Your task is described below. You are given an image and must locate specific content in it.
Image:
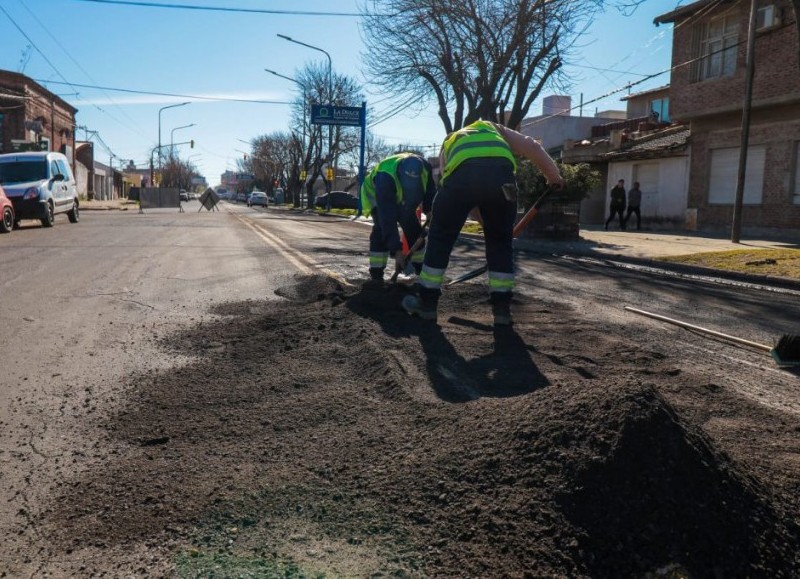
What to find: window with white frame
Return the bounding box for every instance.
[708,146,765,205]
[695,13,739,81]
[793,142,800,205]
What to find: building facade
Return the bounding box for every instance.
[656,0,800,233]
[0,70,77,163]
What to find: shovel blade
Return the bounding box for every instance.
[447,264,488,286]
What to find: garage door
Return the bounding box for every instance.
[634,163,660,217]
[709,146,765,205]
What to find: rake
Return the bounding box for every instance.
[624,306,800,367]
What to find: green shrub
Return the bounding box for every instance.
[516,160,601,209]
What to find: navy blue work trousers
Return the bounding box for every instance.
[424,159,516,274]
[369,200,424,256]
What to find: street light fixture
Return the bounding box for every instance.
[265,68,308,199]
[277,34,333,207]
[170,123,196,156]
[158,102,190,168]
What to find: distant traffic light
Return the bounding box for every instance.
[190,139,194,148]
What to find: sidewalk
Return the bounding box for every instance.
[80,198,137,211]
[519,225,798,260]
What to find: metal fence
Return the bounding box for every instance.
[138,188,180,209]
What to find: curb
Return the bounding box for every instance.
[512,238,800,292]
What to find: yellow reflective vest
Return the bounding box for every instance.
[440,120,516,183]
[360,152,429,217]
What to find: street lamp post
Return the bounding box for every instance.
[265,68,308,207]
[158,102,190,169]
[277,34,333,209]
[170,123,196,157]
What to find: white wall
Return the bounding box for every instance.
[607,154,690,223]
[74,161,89,197]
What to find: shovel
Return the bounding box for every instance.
[447,185,556,286]
[390,218,429,284]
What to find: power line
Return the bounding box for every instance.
[33,79,292,105]
[66,0,366,16]
[523,17,796,131]
[16,0,147,138]
[0,5,75,92]
[0,3,147,136]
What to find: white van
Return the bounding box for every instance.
[0,151,79,228]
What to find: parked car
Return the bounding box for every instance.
[0,184,14,233]
[179,190,189,202]
[236,192,248,203]
[0,151,79,228]
[315,190,359,210]
[248,191,268,207]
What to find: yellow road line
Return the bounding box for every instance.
[232,211,353,287]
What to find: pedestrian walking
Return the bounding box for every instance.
[360,152,436,283]
[624,181,642,230]
[605,179,626,230]
[401,120,564,325]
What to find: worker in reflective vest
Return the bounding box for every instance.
[360,152,436,282]
[402,120,564,325]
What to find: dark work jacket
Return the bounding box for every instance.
[609,185,626,210]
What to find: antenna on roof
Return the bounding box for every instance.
[17,45,32,74]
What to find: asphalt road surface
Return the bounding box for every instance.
[1,201,798,575]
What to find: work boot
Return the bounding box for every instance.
[492,302,512,326]
[365,267,385,288]
[490,292,513,326]
[401,295,438,321]
[402,286,439,321]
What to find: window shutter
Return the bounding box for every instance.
[709,147,765,205]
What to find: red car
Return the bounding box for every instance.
[0,184,13,233]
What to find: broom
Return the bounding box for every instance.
[624,306,800,367]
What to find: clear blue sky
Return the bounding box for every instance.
[0,0,679,186]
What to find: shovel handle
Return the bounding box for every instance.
[511,186,555,236]
[624,307,771,352]
[390,216,429,283]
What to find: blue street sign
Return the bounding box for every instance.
[311,104,363,127]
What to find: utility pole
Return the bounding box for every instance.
[732,0,758,243]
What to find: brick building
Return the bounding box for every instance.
[655,0,800,233]
[0,70,77,163]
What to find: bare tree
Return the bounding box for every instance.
[262,63,367,207]
[363,0,598,131]
[160,153,198,190]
